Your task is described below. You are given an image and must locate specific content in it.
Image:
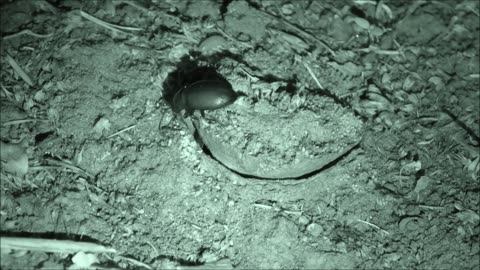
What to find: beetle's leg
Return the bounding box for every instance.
[190,117,205,149]
[183,117,195,134]
[158,109,182,131]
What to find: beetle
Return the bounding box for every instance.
[172,79,238,116]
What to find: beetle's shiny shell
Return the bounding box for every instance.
[173,80,237,114]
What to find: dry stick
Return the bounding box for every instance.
[418,205,444,210]
[116,255,153,270]
[107,125,136,138]
[45,158,95,179]
[214,24,253,49]
[146,241,159,257]
[302,62,324,90]
[238,67,255,79]
[5,53,34,86]
[0,83,14,99]
[2,29,54,40]
[261,6,335,57]
[28,165,63,171]
[2,119,49,126]
[303,60,343,99]
[1,237,116,253]
[79,10,143,34]
[253,203,303,216]
[356,219,389,235]
[353,46,402,55]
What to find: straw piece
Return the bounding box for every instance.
[5,53,34,86]
[80,10,142,32]
[1,237,117,253]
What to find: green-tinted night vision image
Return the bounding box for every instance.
[0,0,478,269]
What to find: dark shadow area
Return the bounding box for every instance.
[0,231,104,244]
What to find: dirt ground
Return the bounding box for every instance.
[0,0,479,269]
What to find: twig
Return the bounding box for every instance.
[1,119,49,126]
[418,205,444,210]
[0,83,14,99]
[356,219,389,235]
[214,24,253,49]
[79,10,142,34]
[116,255,153,270]
[253,203,274,210]
[353,46,402,55]
[253,203,302,216]
[107,125,136,138]
[2,29,54,40]
[28,165,63,171]
[146,241,159,257]
[45,158,95,179]
[303,62,324,90]
[1,237,116,253]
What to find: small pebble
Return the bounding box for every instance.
[306,223,323,237]
[198,35,228,55]
[298,216,310,225]
[281,3,295,15]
